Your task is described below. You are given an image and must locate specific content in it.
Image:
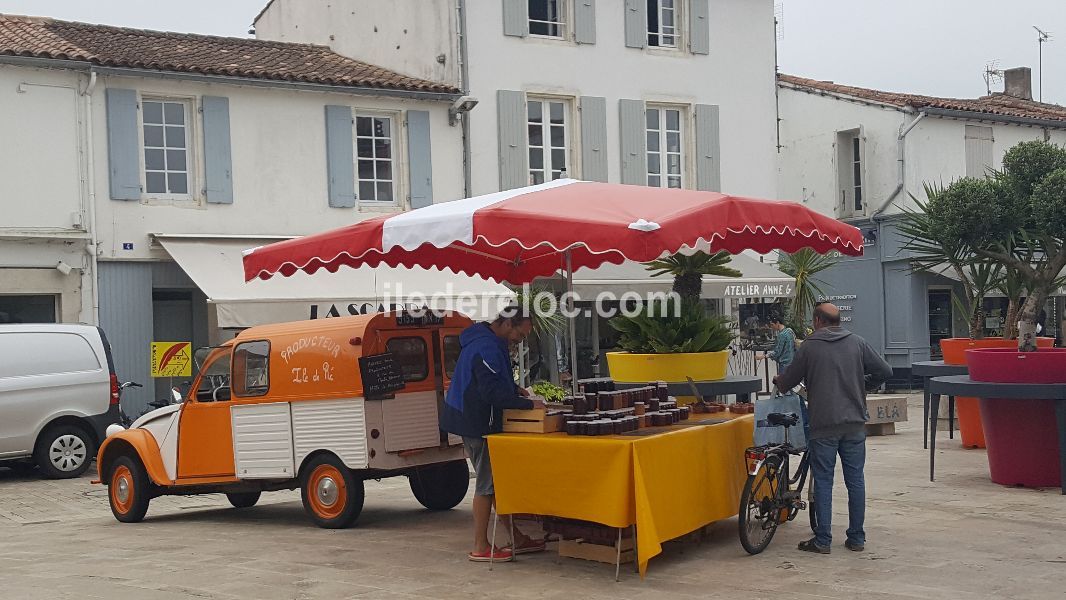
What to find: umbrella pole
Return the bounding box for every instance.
[566,250,580,396]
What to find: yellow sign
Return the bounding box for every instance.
[151,342,192,378]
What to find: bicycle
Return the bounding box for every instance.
[738,410,816,555]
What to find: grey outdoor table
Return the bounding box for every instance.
[912,361,968,449]
[927,375,1066,495]
[616,375,762,403]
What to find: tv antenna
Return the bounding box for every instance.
[983,61,1004,96]
[1034,26,1051,102]
[774,2,784,41]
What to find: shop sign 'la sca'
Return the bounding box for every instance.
[723,283,794,297]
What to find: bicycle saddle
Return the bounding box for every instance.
[766,412,799,427]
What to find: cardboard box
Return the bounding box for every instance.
[502,408,564,433]
[558,538,635,564]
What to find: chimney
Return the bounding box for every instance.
[1003,67,1033,100]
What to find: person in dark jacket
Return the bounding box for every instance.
[440,311,545,562]
[774,303,892,555]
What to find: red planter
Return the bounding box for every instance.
[966,347,1065,488]
[940,338,1054,448]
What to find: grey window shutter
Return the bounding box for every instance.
[579,96,608,182]
[618,99,647,185]
[324,105,355,208]
[689,0,710,55]
[574,0,597,44]
[502,0,528,37]
[202,96,234,204]
[497,90,528,190]
[105,88,141,200]
[694,104,721,191]
[624,0,646,49]
[406,110,434,209]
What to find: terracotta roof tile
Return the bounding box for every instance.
[0,14,459,95]
[779,73,1066,123]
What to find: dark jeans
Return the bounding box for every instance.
[808,430,866,548]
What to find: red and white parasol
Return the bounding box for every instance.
[243,179,863,285]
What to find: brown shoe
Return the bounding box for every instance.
[845,540,865,552]
[798,539,830,554]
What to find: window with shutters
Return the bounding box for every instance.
[529,0,567,38]
[646,105,685,188]
[527,97,572,184]
[354,113,398,204]
[965,125,994,178]
[836,129,864,217]
[647,0,681,48]
[140,98,193,199]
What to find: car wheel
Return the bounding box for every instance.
[227,491,262,508]
[300,454,364,529]
[408,460,470,510]
[108,455,151,523]
[35,424,95,479]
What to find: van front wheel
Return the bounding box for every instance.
[301,455,364,528]
[408,460,470,510]
[35,424,94,479]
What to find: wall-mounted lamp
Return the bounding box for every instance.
[56,261,73,276]
[448,95,479,126]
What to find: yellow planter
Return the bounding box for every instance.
[605,350,729,384]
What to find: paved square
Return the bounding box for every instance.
[1,395,1062,599]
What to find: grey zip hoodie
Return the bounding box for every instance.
[775,327,893,440]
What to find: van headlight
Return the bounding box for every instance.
[105,424,126,438]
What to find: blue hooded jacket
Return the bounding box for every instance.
[440,322,533,438]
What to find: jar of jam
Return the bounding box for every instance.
[566,421,579,435]
[573,395,588,415]
[597,391,611,412]
[649,398,660,411]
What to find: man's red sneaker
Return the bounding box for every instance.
[468,547,514,562]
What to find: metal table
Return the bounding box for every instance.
[911,361,968,449]
[928,375,1066,495]
[616,376,762,403]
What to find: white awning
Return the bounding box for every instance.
[541,253,795,299]
[155,236,515,328]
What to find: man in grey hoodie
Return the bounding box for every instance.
[774,303,892,554]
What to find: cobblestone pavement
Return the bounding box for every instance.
[1,394,1063,599]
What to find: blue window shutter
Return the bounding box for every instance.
[579,96,608,182]
[502,0,528,37]
[497,90,528,190]
[105,88,141,200]
[202,96,234,204]
[618,99,647,185]
[690,0,710,55]
[624,0,646,49]
[406,110,433,209]
[695,104,721,191]
[574,0,597,44]
[324,105,355,208]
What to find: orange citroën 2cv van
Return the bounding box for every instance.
[96,311,474,528]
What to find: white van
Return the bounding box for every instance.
[0,324,122,478]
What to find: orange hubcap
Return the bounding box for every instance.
[111,465,134,514]
[307,464,347,519]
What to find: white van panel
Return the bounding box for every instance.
[231,402,296,479]
[291,398,369,470]
[382,391,441,453]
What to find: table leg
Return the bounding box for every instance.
[929,393,940,482]
[489,510,499,570]
[948,396,955,440]
[923,381,930,450]
[1056,400,1066,496]
[615,527,622,582]
[632,525,640,574]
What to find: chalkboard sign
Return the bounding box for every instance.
[359,352,406,398]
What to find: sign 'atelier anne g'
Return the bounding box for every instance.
[723,283,794,297]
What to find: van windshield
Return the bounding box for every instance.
[194,347,232,402]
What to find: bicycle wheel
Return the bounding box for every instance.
[738,454,785,555]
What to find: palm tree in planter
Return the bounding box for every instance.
[605,251,739,385]
[776,248,837,335]
[922,140,1066,487]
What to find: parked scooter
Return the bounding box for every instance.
[115,381,182,428]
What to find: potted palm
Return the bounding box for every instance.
[922,140,1066,487]
[776,248,837,339]
[605,251,739,383]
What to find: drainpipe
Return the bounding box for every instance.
[457,0,472,198]
[870,110,927,222]
[81,69,101,324]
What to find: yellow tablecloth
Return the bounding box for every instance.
[487,414,754,576]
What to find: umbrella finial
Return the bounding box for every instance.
[628,219,661,232]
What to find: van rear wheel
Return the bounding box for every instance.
[35,424,94,479]
[109,455,151,523]
[301,455,364,528]
[409,460,470,510]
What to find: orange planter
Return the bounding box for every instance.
[939,337,1054,448]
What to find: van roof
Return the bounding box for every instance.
[231,311,472,344]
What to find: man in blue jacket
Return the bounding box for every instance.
[440,310,545,562]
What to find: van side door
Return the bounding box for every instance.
[176,346,237,480]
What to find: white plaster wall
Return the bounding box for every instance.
[254,0,460,87]
[464,0,778,197]
[88,74,464,261]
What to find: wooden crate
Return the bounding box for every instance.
[502,408,564,433]
[558,537,635,564]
